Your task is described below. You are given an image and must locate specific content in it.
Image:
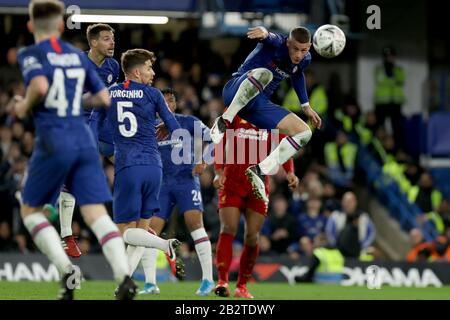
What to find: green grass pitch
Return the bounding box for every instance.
[1,281,450,300]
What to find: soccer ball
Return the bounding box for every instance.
[312,24,346,58]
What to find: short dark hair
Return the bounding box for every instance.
[29,0,65,21]
[121,49,156,74]
[161,88,178,101]
[289,27,311,43]
[86,24,115,43]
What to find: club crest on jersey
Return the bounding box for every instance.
[292,66,298,73]
[22,56,43,74]
[107,74,113,84]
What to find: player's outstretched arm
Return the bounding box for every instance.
[13,76,48,118]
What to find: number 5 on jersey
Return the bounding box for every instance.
[118,101,137,137]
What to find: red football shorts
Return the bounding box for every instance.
[218,170,269,216]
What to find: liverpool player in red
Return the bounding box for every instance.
[213,116,299,298]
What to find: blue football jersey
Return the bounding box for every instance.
[234,32,311,104]
[83,54,120,119]
[158,114,210,183]
[17,37,105,149]
[107,80,180,173]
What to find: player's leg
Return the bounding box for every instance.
[242,101,311,201]
[122,221,185,280]
[69,150,136,300]
[120,165,184,279]
[22,205,76,296]
[58,189,80,258]
[210,69,273,144]
[21,153,77,300]
[184,210,215,295]
[234,208,265,299]
[215,206,241,297]
[175,179,214,295]
[139,186,172,295]
[139,216,166,295]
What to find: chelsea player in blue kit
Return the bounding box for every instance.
[13,0,135,300]
[139,88,214,296]
[210,26,322,202]
[58,23,119,257]
[106,49,185,281]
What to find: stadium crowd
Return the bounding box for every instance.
[0,22,449,264]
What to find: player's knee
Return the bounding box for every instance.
[291,128,312,147]
[20,205,39,218]
[251,68,273,87]
[244,232,259,247]
[221,224,237,236]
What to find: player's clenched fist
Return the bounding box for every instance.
[286,171,299,191]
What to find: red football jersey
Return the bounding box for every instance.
[214,116,294,180]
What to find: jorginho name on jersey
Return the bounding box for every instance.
[106,80,180,173]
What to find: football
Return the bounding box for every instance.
[312,24,346,58]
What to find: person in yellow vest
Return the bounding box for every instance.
[294,233,344,283]
[283,69,328,118]
[408,172,444,236]
[374,46,406,149]
[324,131,358,189]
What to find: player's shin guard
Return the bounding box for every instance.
[258,129,312,175]
[91,215,129,282]
[237,244,259,288]
[123,228,169,251]
[59,191,76,238]
[222,68,273,123]
[191,228,213,282]
[215,232,235,283]
[23,213,72,275]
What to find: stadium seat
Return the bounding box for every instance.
[427,111,450,156]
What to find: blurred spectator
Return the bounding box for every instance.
[1,125,13,158]
[0,221,17,251]
[325,192,376,258]
[408,172,442,214]
[297,197,327,241]
[323,131,358,190]
[283,69,328,117]
[21,131,34,157]
[322,182,340,215]
[406,228,439,262]
[295,233,344,283]
[0,47,22,91]
[267,194,297,254]
[11,122,24,142]
[258,235,277,256]
[374,46,405,149]
[334,95,362,136]
[408,172,444,237]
